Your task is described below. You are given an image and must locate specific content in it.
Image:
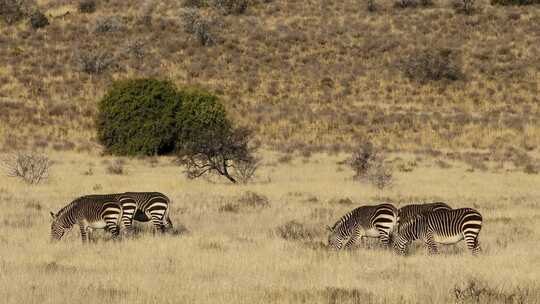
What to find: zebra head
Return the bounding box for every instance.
[327,225,345,250]
[50,211,65,241]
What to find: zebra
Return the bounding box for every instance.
[398,202,451,223]
[392,208,482,255]
[114,192,173,234]
[327,203,399,249]
[50,194,122,242]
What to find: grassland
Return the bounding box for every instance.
[1,0,540,154]
[1,151,539,303]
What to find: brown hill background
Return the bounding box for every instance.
[1,0,539,154]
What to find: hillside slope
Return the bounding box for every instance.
[1,0,539,153]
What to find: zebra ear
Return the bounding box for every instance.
[50,211,56,219]
[326,225,333,232]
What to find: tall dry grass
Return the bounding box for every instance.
[1,151,539,303]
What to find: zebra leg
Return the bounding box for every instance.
[121,205,137,235]
[104,219,120,240]
[465,234,481,255]
[147,211,167,234]
[79,223,88,243]
[423,231,438,255]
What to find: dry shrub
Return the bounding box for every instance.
[94,16,125,34]
[218,202,240,213]
[524,163,539,174]
[350,141,393,189]
[232,157,260,184]
[74,50,116,74]
[213,0,249,15]
[325,287,375,304]
[78,0,96,14]
[366,156,393,190]
[106,159,125,175]
[350,141,378,179]
[1,152,51,184]
[0,0,34,25]
[237,191,270,208]
[398,48,464,84]
[453,279,535,303]
[276,220,315,241]
[328,197,354,206]
[180,8,216,46]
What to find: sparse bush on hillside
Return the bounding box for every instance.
[398,48,464,83]
[183,0,209,7]
[181,8,216,46]
[366,155,394,190]
[491,0,539,4]
[96,79,183,156]
[94,16,125,33]
[213,0,249,15]
[1,152,50,184]
[350,141,378,179]
[0,0,28,24]
[28,10,48,29]
[74,50,116,74]
[78,0,96,14]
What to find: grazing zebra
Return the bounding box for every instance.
[398,202,451,223]
[50,195,122,242]
[114,192,173,233]
[327,203,399,249]
[392,208,482,255]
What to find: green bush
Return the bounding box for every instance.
[175,87,230,144]
[96,79,183,156]
[29,10,48,29]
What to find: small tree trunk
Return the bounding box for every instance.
[222,159,237,183]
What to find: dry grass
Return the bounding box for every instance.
[0,0,539,154]
[1,150,539,303]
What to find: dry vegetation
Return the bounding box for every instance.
[0,0,539,155]
[1,151,539,303]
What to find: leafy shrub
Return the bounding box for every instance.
[29,10,47,29]
[398,48,464,83]
[366,156,393,190]
[78,0,96,13]
[491,0,539,4]
[96,79,183,156]
[175,88,257,183]
[1,152,51,184]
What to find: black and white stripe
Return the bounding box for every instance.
[50,195,122,242]
[392,208,482,255]
[398,202,451,223]
[327,203,398,249]
[115,192,173,233]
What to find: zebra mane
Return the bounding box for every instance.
[54,197,82,219]
[330,208,356,231]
